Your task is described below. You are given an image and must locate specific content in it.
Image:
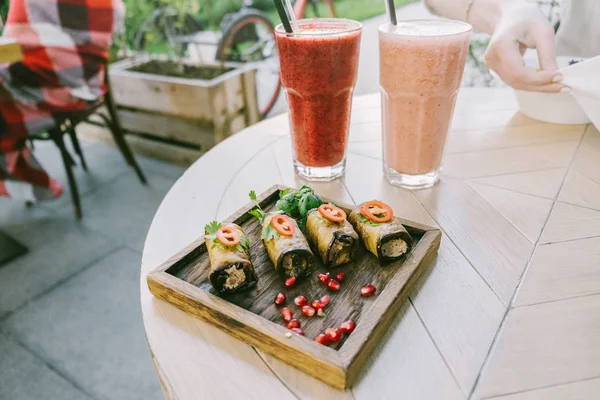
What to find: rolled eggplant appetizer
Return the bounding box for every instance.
[348,200,413,263]
[204,221,257,294]
[262,212,315,278]
[306,204,359,267]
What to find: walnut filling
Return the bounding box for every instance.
[381,239,408,258]
[223,266,246,289]
[330,240,353,266]
[281,253,308,276]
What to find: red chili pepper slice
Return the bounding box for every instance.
[216,226,241,246]
[318,204,346,223]
[360,201,393,223]
[271,214,296,236]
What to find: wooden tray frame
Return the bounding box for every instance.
[147,185,441,389]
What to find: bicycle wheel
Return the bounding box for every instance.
[216,10,281,119]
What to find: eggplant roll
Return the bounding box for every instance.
[263,213,315,278]
[305,209,359,267]
[348,206,413,262]
[206,224,257,293]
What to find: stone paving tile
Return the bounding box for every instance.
[33,140,132,212]
[135,152,187,181]
[1,248,163,400]
[0,211,116,318]
[55,172,176,253]
[0,197,50,229]
[0,332,92,400]
[76,137,187,182]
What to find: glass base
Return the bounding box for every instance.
[384,165,439,189]
[294,159,345,181]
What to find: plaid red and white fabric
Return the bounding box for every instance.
[0,0,124,200]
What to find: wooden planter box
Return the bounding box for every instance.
[107,57,259,164]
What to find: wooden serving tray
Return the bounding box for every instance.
[147,185,441,389]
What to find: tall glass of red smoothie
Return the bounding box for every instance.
[275,19,362,181]
[379,20,471,189]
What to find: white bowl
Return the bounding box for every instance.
[514,55,590,124]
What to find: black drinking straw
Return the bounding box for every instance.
[386,0,397,25]
[274,0,293,33]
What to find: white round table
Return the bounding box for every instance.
[141,89,600,399]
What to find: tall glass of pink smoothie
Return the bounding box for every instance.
[379,20,471,189]
[275,19,362,181]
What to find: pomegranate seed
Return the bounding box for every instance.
[361,284,376,297]
[311,300,324,309]
[317,308,326,317]
[281,307,292,322]
[301,305,315,317]
[319,295,330,306]
[291,327,304,336]
[315,333,330,345]
[327,279,340,291]
[286,319,301,329]
[274,292,285,305]
[336,272,345,282]
[294,295,307,307]
[325,327,342,342]
[340,320,356,334]
[318,273,331,284]
[285,276,297,287]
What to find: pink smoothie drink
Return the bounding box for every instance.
[379,20,471,189]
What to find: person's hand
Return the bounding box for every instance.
[484,2,567,93]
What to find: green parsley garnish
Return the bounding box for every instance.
[261,223,279,241]
[248,190,280,241]
[274,186,323,232]
[204,220,249,253]
[249,190,267,223]
[204,221,221,240]
[358,213,381,227]
[279,188,291,198]
[238,234,250,250]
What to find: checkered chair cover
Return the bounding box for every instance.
[0,0,124,200]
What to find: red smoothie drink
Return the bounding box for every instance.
[275,19,362,181]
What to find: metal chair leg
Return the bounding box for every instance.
[67,122,88,171]
[63,143,77,167]
[103,91,147,184]
[50,128,82,219]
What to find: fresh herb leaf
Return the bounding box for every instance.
[279,188,291,198]
[275,195,298,216]
[299,193,322,219]
[297,185,313,196]
[249,190,281,240]
[248,190,267,223]
[274,186,323,233]
[316,215,326,222]
[248,209,265,221]
[358,213,381,227]
[238,234,250,250]
[261,222,280,241]
[249,190,257,202]
[298,219,307,233]
[204,221,221,240]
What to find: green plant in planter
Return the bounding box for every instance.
[127,0,202,56]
